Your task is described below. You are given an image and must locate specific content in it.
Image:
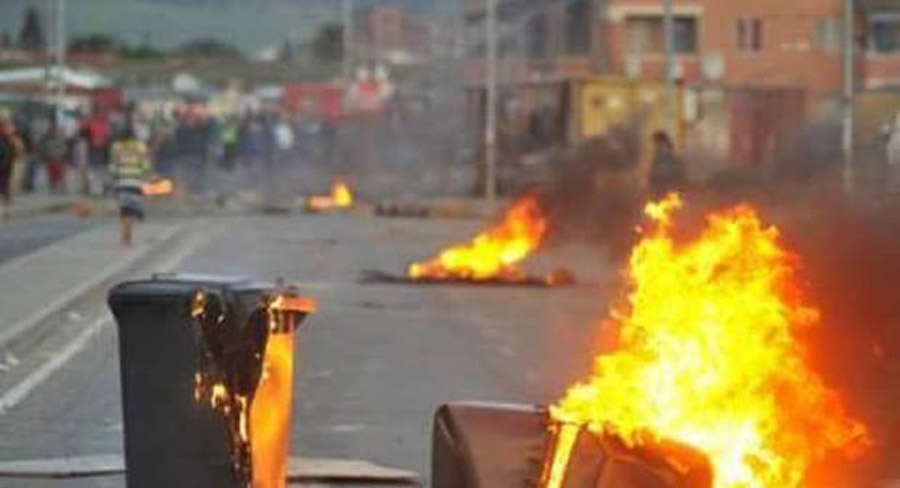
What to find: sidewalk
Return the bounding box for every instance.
[0,221,183,351]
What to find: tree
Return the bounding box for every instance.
[312,23,344,64]
[177,38,242,59]
[119,43,164,61]
[69,33,117,54]
[18,6,44,51]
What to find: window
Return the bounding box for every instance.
[566,0,591,55]
[673,18,698,54]
[626,16,660,55]
[814,17,841,53]
[625,15,698,55]
[527,13,549,59]
[871,18,900,53]
[737,17,763,53]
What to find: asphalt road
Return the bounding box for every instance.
[0,216,94,266]
[0,214,618,487]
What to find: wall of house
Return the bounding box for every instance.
[602,0,846,95]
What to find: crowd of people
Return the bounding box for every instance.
[0,103,337,214]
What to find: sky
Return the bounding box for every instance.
[0,0,440,54]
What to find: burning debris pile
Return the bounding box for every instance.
[544,193,869,487]
[142,178,175,197]
[305,177,355,212]
[362,193,571,286]
[192,288,316,487]
[407,194,548,283]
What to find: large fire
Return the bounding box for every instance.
[546,193,869,488]
[408,194,548,281]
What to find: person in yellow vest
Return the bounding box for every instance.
[110,126,151,246]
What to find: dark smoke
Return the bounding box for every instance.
[539,125,644,258]
[770,195,900,486]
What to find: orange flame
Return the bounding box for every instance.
[142,178,174,196]
[541,422,580,488]
[250,329,294,488]
[332,178,353,208]
[408,194,548,281]
[193,292,315,488]
[307,178,354,211]
[549,193,869,488]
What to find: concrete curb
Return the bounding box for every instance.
[0,223,185,353]
[4,198,79,222]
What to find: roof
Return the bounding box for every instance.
[0,67,111,90]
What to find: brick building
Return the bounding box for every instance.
[465,0,859,94]
[463,0,601,81]
[608,0,859,96]
[461,0,900,181]
[354,5,432,65]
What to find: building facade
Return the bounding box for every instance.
[604,0,852,95]
[354,5,432,65]
[465,0,858,94]
[463,0,900,178]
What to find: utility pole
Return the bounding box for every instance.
[43,0,53,108]
[55,0,66,121]
[663,0,677,136]
[342,0,354,82]
[484,0,498,203]
[842,0,855,196]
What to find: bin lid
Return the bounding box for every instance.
[109,274,274,302]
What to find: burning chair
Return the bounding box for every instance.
[432,194,871,488]
[431,402,711,488]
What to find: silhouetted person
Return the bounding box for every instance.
[648,130,686,198]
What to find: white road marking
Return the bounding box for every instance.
[309,369,334,379]
[0,224,184,352]
[327,424,367,433]
[0,223,217,414]
[0,313,112,413]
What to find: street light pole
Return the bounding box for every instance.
[842,0,855,196]
[342,0,354,82]
[663,0,676,136]
[484,0,498,203]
